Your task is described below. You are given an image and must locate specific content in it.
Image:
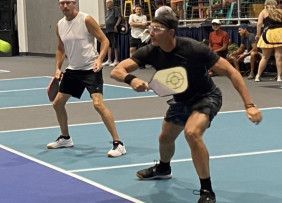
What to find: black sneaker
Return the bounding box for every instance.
[136,163,172,180]
[197,189,216,203]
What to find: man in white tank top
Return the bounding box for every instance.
[47,0,126,158]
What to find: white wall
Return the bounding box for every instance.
[16,0,105,55]
[79,0,105,25]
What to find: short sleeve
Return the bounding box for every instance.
[191,41,220,69]
[131,45,154,67]
[114,7,121,18]
[129,14,133,24]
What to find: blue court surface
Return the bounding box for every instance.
[0,109,282,203]
[0,76,282,203]
[0,76,156,109]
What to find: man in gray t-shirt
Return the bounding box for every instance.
[103,0,121,67]
[227,24,259,79]
[105,3,120,33]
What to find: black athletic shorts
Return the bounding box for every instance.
[130,37,142,48]
[106,32,119,49]
[59,69,103,99]
[164,88,222,127]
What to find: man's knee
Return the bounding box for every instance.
[92,94,104,111]
[53,99,66,111]
[184,127,203,144]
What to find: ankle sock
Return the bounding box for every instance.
[157,161,171,172]
[200,177,214,195]
[113,140,123,146]
[62,135,70,139]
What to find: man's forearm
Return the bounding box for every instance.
[98,39,109,61]
[55,50,64,70]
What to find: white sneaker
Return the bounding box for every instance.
[102,60,112,67]
[247,73,255,79]
[109,61,119,67]
[277,77,282,82]
[47,135,74,149]
[107,141,126,157]
[254,75,260,82]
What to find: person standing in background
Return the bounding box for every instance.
[102,0,122,67]
[129,5,148,57]
[255,0,282,82]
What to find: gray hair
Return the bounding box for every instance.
[264,0,277,6]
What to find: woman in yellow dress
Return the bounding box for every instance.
[255,0,282,82]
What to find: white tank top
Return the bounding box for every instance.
[58,12,98,70]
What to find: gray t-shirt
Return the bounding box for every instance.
[105,7,121,33]
[241,33,256,51]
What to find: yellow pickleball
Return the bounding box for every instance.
[0,39,12,53]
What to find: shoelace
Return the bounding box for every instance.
[193,189,215,201]
[192,190,201,196]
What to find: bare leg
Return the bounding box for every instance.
[255,48,273,81]
[159,120,183,162]
[91,93,119,141]
[184,111,210,178]
[107,48,112,62]
[227,55,240,70]
[114,48,119,63]
[274,47,282,81]
[249,51,258,77]
[53,92,71,136]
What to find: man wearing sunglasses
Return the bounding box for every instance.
[111,13,262,203]
[47,0,126,157]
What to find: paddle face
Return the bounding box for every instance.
[47,77,60,102]
[148,66,188,97]
[262,27,282,44]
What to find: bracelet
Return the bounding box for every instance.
[124,74,137,85]
[245,103,256,109]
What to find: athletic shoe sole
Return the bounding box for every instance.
[136,173,172,180]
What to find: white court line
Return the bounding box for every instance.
[0,116,164,134]
[0,76,155,108]
[0,107,280,134]
[0,76,49,81]
[68,148,282,173]
[0,87,46,93]
[0,95,158,110]
[0,144,144,203]
[0,69,10,73]
[0,75,131,89]
[0,82,150,92]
